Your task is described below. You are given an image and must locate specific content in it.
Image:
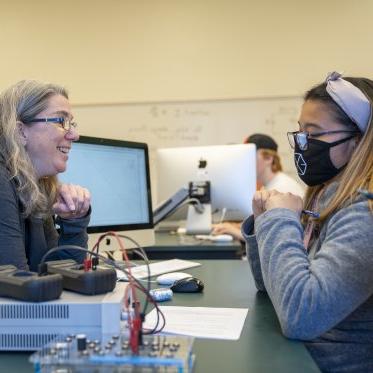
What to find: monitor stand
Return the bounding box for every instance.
[185,203,212,234]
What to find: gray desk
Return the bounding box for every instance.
[0,260,320,372]
[144,232,243,259]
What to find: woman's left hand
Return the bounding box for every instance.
[53,183,91,219]
[263,190,303,217]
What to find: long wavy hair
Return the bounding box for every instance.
[302,77,373,224]
[0,80,68,217]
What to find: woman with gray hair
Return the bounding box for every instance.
[0,80,91,271]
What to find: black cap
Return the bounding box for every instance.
[244,133,278,152]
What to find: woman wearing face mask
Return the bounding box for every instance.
[0,80,91,271]
[241,72,373,372]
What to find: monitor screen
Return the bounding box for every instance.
[156,144,256,223]
[59,136,154,249]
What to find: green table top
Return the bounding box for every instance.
[169,260,320,373]
[0,260,320,372]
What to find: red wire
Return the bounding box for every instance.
[91,231,142,353]
[92,232,140,315]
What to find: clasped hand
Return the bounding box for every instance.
[52,183,91,219]
[252,190,303,219]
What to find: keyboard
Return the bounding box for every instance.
[195,234,234,242]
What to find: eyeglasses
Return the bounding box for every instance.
[287,130,359,151]
[24,117,78,132]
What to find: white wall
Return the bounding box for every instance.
[1,0,372,105]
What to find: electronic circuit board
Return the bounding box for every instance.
[30,333,195,372]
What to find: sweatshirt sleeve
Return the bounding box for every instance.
[0,168,28,269]
[241,215,266,292]
[45,210,91,263]
[44,209,91,263]
[255,203,373,341]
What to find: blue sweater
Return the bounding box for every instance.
[242,182,373,372]
[0,160,89,272]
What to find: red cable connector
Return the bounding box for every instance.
[130,317,142,354]
[83,258,92,272]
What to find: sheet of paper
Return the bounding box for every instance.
[116,259,201,280]
[144,306,248,340]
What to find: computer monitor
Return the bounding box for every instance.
[59,136,155,251]
[156,144,256,232]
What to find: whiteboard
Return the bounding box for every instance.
[72,96,304,200]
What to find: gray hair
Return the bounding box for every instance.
[0,80,69,217]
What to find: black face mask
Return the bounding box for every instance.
[294,136,354,186]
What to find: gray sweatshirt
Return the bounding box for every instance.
[0,159,89,272]
[242,182,373,372]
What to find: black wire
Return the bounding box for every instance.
[89,233,160,331]
[39,245,164,333]
[106,251,115,261]
[130,248,166,333]
[134,283,166,335]
[110,233,151,315]
[86,232,151,314]
[131,248,151,315]
[140,289,166,334]
[89,232,158,329]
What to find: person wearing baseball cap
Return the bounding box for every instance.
[244,133,304,196]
